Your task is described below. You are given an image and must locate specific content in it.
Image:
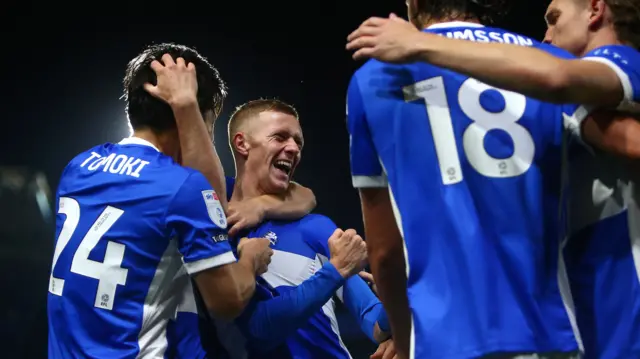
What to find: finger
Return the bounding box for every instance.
[331,228,344,239]
[347,25,382,42]
[149,60,164,73]
[359,271,374,282]
[161,53,176,67]
[187,62,196,71]
[347,36,377,51]
[389,13,399,19]
[353,47,376,61]
[227,223,241,237]
[343,228,357,239]
[362,16,388,27]
[143,83,158,96]
[370,345,385,359]
[383,346,395,359]
[176,57,186,68]
[226,211,240,225]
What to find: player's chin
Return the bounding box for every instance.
[266,176,290,194]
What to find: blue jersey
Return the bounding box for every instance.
[564,44,640,359]
[48,137,236,359]
[347,22,581,359]
[240,214,379,359]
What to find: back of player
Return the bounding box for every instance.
[48,137,234,358]
[348,23,581,358]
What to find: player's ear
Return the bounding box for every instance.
[588,0,606,28]
[233,132,250,157]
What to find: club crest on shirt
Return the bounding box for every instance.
[201,190,227,229]
[264,231,278,245]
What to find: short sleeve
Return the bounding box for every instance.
[583,45,640,111]
[166,172,236,275]
[347,74,387,188]
[299,214,339,259]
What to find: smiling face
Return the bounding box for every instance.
[240,110,303,194]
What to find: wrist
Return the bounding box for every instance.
[170,97,199,115]
[238,252,257,275]
[414,32,437,62]
[329,259,352,278]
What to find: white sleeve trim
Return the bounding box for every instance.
[352,175,388,188]
[183,251,237,275]
[582,57,633,103]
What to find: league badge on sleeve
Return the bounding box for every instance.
[201,190,227,229]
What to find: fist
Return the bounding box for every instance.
[237,237,273,275]
[328,229,367,278]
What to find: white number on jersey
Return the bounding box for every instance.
[48,197,129,310]
[403,77,534,185]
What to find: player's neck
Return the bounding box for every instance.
[230,171,265,202]
[580,27,623,56]
[419,14,481,30]
[131,128,180,161]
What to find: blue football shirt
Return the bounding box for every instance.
[47,137,236,358]
[564,44,640,359]
[347,22,582,358]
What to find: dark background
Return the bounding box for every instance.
[0,1,546,357]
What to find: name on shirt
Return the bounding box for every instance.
[80,152,149,178]
[439,30,533,47]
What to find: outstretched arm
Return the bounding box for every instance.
[346,15,625,107]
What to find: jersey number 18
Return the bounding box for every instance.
[404,77,535,185]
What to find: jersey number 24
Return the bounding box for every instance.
[404,77,535,185]
[48,197,128,311]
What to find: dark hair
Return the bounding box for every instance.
[606,0,640,49]
[413,0,509,25]
[123,43,227,132]
[227,98,299,141]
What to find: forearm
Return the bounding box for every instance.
[342,275,386,343]
[194,257,256,320]
[582,112,640,159]
[414,33,622,106]
[239,262,345,348]
[260,182,316,220]
[369,240,411,357]
[172,101,228,209]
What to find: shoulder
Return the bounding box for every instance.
[299,214,338,231]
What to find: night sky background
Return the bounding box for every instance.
[1,1,546,357]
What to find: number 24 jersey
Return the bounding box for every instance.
[48,137,235,359]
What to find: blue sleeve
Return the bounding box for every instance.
[299,214,339,258]
[583,45,640,107]
[340,275,388,343]
[235,262,346,350]
[225,176,235,201]
[165,172,236,275]
[347,74,387,188]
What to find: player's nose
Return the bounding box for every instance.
[543,28,553,44]
[283,139,300,156]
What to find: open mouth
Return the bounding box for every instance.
[273,160,292,176]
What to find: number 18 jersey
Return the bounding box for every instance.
[48,137,236,359]
[347,22,581,359]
